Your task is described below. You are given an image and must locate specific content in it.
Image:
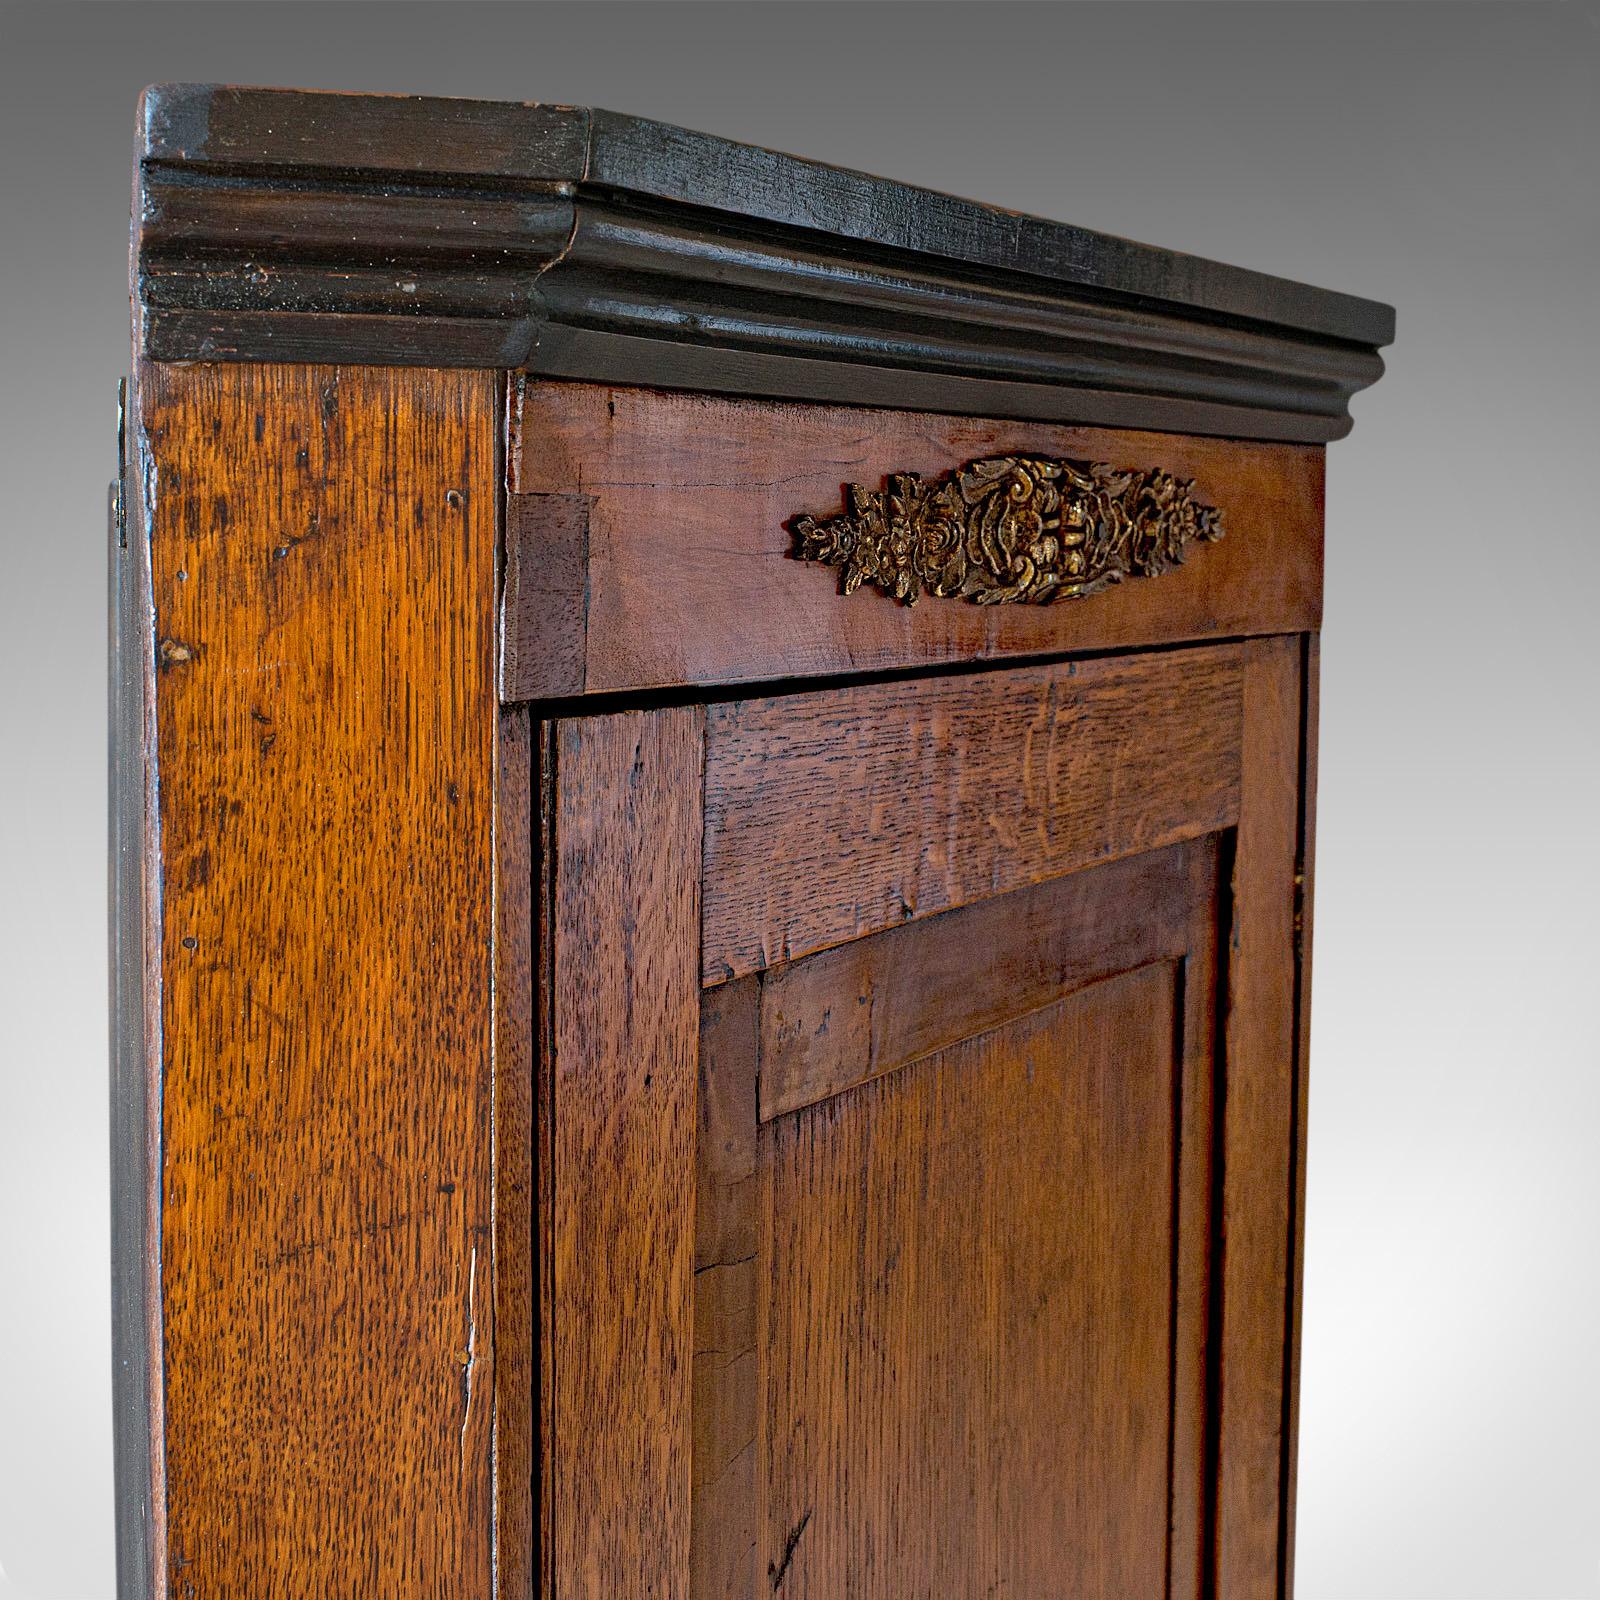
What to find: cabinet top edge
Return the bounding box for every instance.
[131,84,1392,441]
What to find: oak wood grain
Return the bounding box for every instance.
[549,708,705,1600]
[506,383,1324,698]
[1214,635,1304,1598]
[702,643,1243,983]
[691,978,762,1600]
[756,838,1203,1122]
[763,965,1181,1597]
[140,362,499,1597]
[693,808,1225,1597]
[129,358,1320,1597]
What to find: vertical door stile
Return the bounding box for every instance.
[549,708,705,1600]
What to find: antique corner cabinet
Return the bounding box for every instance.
[111,86,1391,1600]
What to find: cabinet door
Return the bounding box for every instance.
[541,637,1309,1600]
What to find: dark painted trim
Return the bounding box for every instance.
[133,86,1392,443]
[525,327,1360,446]
[109,377,155,1600]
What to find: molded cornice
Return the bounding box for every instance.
[134,86,1392,442]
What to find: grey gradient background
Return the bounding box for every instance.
[2,2,1596,1596]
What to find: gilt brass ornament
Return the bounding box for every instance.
[791,455,1226,605]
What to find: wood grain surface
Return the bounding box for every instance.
[500,492,591,700]
[505,383,1324,697]
[139,363,499,1596]
[691,813,1227,1599]
[1282,634,1320,1599]
[762,965,1180,1597]
[129,351,1318,1598]
[537,725,557,1600]
[111,374,165,1600]
[691,979,763,1600]
[755,838,1204,1122]
[1214,636,1305,1598]
[494,706,536,1600]
[548,709,705,1600]
[701,643,1243,983]
[1173,833,1226,1597]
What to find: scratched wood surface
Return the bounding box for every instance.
[505,382,1324,698]
[140,363,499,1596]
[701,643,1243,984]
[548,709,704,1600]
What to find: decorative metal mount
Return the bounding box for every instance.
[791,455,1226,605]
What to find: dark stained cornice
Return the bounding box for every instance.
[134,86,1392,442]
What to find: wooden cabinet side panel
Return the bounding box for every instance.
[138,363,500,1595]
[549,708,705,1600]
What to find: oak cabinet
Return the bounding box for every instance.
[113,86,1390,1600]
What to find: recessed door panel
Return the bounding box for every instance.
[763,962,1179,1597]
[691,837,1222,1600]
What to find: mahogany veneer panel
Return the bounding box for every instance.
[505,382,1324,697]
